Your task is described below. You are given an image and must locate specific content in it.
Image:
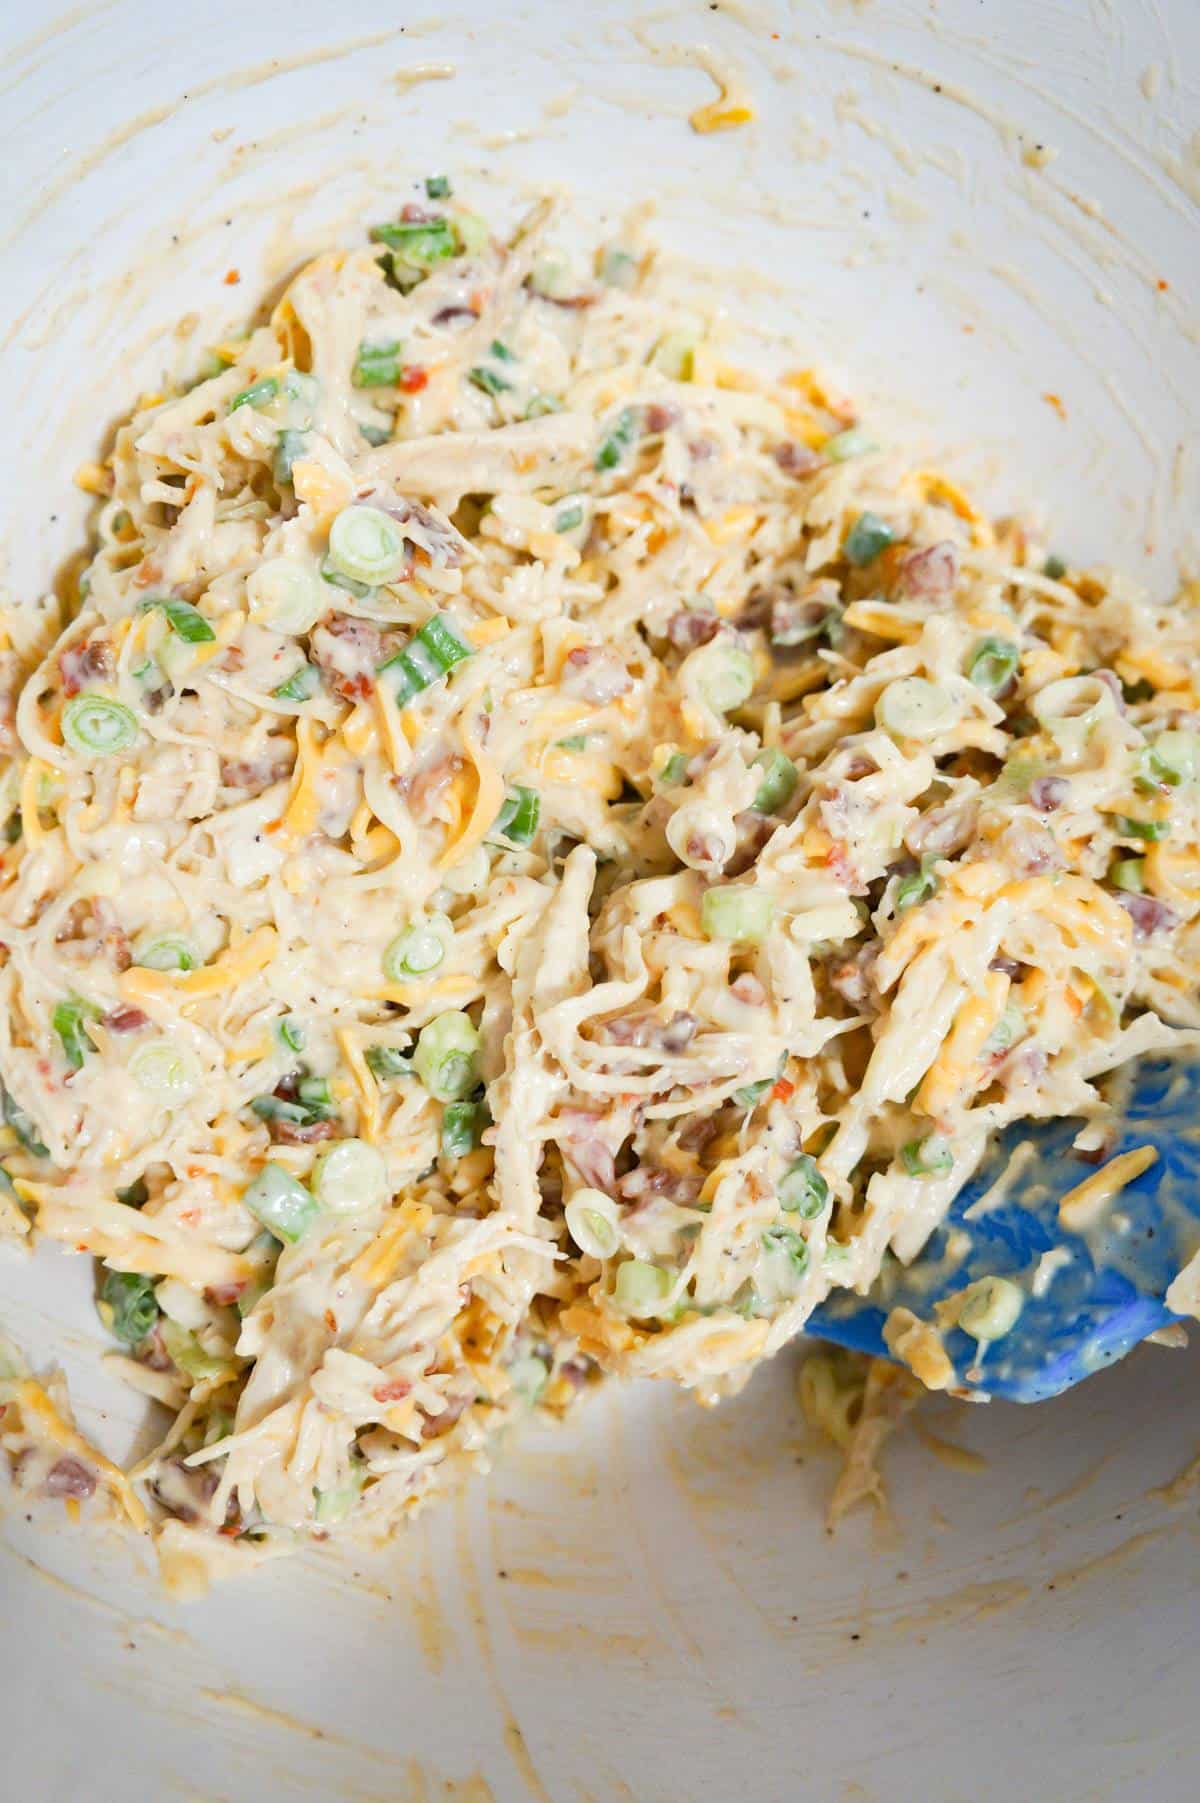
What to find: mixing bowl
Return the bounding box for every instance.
[2,3,1198,1796]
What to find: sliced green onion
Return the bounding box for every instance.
[383,913,452,981]
[365,1044,411,1081]
[328,505,409,586]
[967,637,1020,696]
[272,663,322,703]
[62,695,139,757]
[613,1258,673,1316]
[1113,814,1170,843]
[1043,554,1067,580]
[600,246,638,288]
[413,1012,481,1101]
[752,748,797,814]
[314,1462,366,1525]
[895,857,940,912]
[425,174,452,199]
[377,614,473,707]
[359,421,392,447]
[99,1269,159,1346]
[983,1000,1025,1055]
[900,1134,954,1178]
[142,597,216,644]
[1030,674,1116,732]
[282,368,319,424]
[1109,856,1146,893]
[824,427,876,461]
[229,376,280,413]
[115,1177,149,1209]
[732,1077,773,1110]
[958,1274,1024,1342]
[701,886,776,944]
[134,933,196,972]
[697,644,755,715]
[1148,730,1200,786]
[595,407,638,471]
[556,735,589,752]
[246,557,327,634]
[525,393,563,419]
[160,1318,229,1382]
[555,504,584,533]
[763,1225,809,1277]
[493,786,540,845]
[877,676,956,741]
[276,1016,304,1054]
[469,364,512,397]
[53,998,97,1071]
[353,339,403,388]
[311,1138,387,1213]
[2,1085,47,1157]
[779,1155,829,1219]
[320,558,374,598]
[658,751,689,786]
[650,331,695,381]
[843,511,896,566]
[242,1162,319,1244]
[441,1099,485,1159]
[371,216,459,269]
[565,1189,622,1260]
[274,428,309,485]
[129,1040,201,1104]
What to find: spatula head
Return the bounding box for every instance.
[807,1055,1200,1401]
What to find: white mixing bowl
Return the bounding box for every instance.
[2,4,1198,1797]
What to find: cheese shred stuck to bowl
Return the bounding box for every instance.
[1,191,1198,1585]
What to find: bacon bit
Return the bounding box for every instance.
[432,304,480,327]
[223,268,240,285]
[132,559,163,590]
[400,365,429,393]
[59,640,113,697]
[101,1006,149,1034]
[373,1378,412,1403]
[1042,391,1067,421]
[771,1077,795,1104]
[270,1116,337,1146]
[894,541,959,602]
[206,1283,245,1308]
[773,441,823,479]
[45,1456,97,1501]
[666,607,721,650]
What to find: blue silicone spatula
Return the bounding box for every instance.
[807,1054,1200,1402]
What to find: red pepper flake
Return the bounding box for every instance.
[224,268,240,285]
[770,1077,795,1104]
[1158,278,1170,291]
[400,365,429,393]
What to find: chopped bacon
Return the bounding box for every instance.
[665,608,721,650]
[773,441,823,479]
[398,752,465,825]
[269,1115,337,1146]
[101,1006,149,1034]
[894,541,959,601]
[531,285,596,310]
[372,1379,412,1404]
[1115,892,1179,939]
[55,899,132,971]
[644,402,680,435]
[828,943,880,1010]
[905,797,978,857]
[205,1282,245,1309]
[618,1165,703,1206]
[1029,776,1069,814]
[726,809,776,876]
[556,1107,621,1192]
[44,1456,97,1500]
[310,614,389,704]
[219,753,293,794]
[599,1010,697,1052]
[59,639,113,697]
[432,304,480,327]
[560,646,633,704]
[730,972,767,1007]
